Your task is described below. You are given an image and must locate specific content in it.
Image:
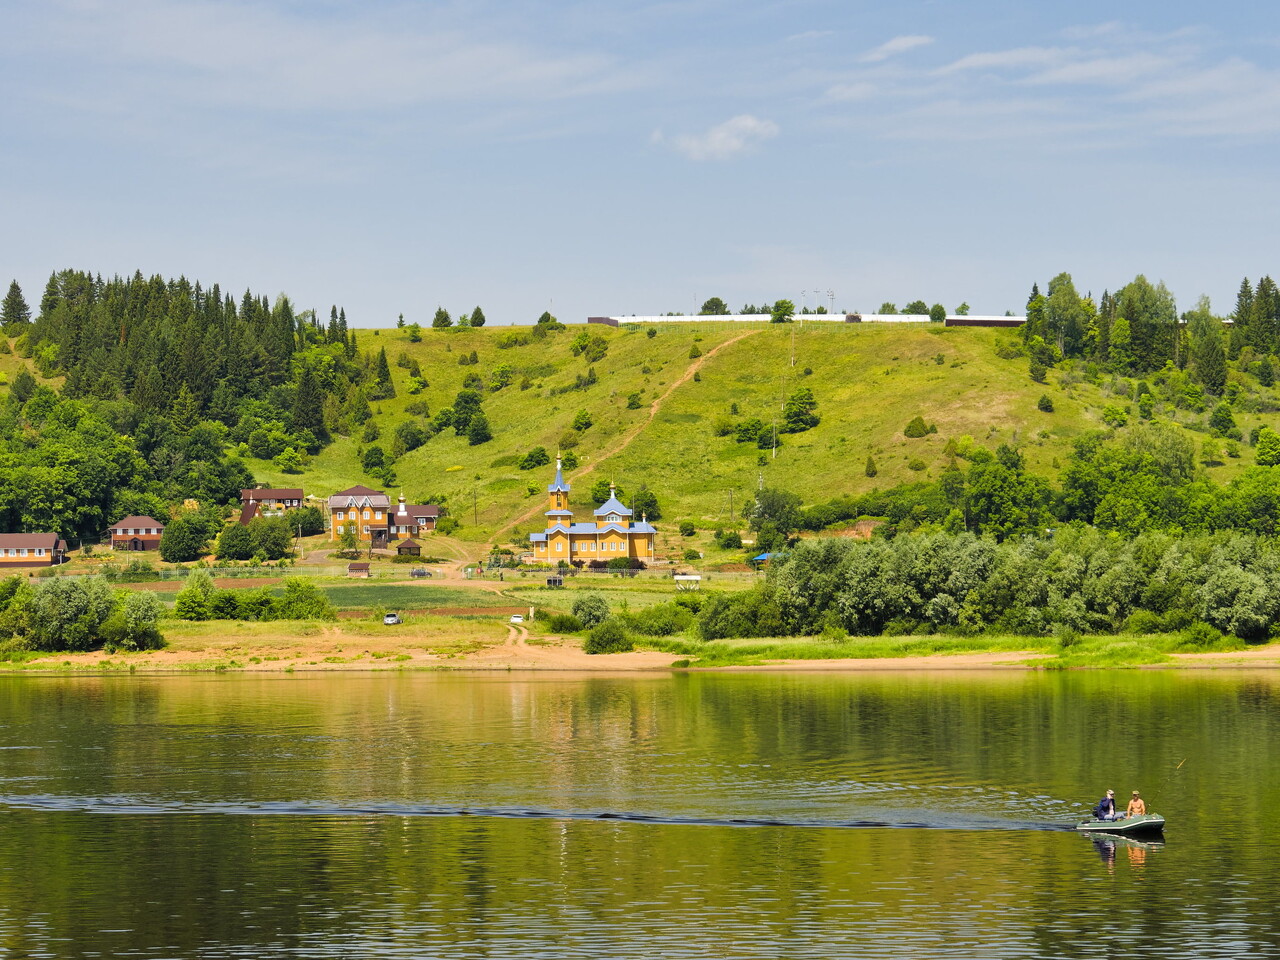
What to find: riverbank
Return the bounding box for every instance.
[2,617,1278,673]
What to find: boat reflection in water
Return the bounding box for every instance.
[1086,831,1166,873]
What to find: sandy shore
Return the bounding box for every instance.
[6,626,1279,674]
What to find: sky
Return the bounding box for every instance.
[2,0,1279,326]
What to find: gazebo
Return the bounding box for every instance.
[395,538,422,557]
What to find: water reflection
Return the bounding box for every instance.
[0,671,1278,959]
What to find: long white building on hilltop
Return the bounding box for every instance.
[588,314,1026,327]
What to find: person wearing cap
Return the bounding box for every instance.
[1093,789,1117,821]
[1126,791,1147,818]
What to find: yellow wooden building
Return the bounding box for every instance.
[529,460,656,566]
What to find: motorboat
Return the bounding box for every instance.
[1075,813,1165,836]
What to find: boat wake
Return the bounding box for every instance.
[0,794,1078,832]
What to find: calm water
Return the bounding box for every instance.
[1,670,1278,958]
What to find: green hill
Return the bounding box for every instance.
[247,320,1276,544]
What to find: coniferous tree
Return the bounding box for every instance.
[168,383,201,434]
[433,307,453,328]
[292,366,329,442]
[471,306,486,327]
[1251,276,1279,355]
[1229,278,1254,358]
[1,281,30,329]
[373,347,395,399]
[1193,326,1227,395]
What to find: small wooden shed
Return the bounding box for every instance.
[395,538,422,557]
[347,562,371,578]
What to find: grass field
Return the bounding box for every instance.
[641,630,1254,668]
[238,322,1276,550]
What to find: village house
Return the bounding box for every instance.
[327,486,443,550]
[328,485,394,548]
[109,516,166,551]
[239,487,304,525]
[388,496,440,538]
[528,460,656,566]
[0,533,68,567]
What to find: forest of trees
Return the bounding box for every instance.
[0,269,387,541]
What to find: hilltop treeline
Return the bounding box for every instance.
[1021,272,1280,380]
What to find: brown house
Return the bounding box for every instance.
[387,496,440,537]
[109,516,166,551]
[328,485,394,547]
[328,488,441,549]
[394,538,422,557]
[0,533,68,567]
[239,488,305,525]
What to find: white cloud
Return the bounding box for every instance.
[23,0,623,111]
[669,114,779,161]
[860,35,934,64]
[938,46,1064,74]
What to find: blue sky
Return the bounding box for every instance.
[2,0,1278,325]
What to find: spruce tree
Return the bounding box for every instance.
[39,272,60,321]
[374,347,395,399]
[168,384,201,434]
[471,306,486,327]
[1230,278,1254,358]
[433,307,453,328]
[1,281,31,329]
[1252,276,1279,355]
[292,366,329,442]
[1194,328,1227,395]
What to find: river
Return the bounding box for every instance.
[1,670,1277,958]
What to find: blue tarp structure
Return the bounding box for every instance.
[752,552,773,562]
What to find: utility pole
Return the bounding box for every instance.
[728,489,734,523]
[473,485,478,526]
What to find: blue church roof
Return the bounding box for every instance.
[593,495,633,518]
[547,459,571,493]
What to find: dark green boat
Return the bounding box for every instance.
[1075,813,1165,836]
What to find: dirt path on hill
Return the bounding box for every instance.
[491,329,761,546]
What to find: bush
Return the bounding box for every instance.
[545,613,584,632]
[1179,622,1222,647]
[1101,405,1129,428]
[583,619,633,654]
[436,516,460,535]
[679,520,695,536]
[903,416,931,438]
[1038,394,1054,413]
[571,592,610,628]
[907,459,927,472]
[1029,360,1047,383]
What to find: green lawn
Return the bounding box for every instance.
[153,321,1280,546]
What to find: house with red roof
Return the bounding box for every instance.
[109,516,166,551]
[0,533,68,567]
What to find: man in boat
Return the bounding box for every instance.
[1126,791,1146,818]
[1092,789,1117,821]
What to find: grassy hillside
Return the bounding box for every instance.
[246,320,1279,546]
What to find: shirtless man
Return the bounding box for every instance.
[1127,791,1147,818]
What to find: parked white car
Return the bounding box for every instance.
[383,613,401,625]
[509,614,524,624]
